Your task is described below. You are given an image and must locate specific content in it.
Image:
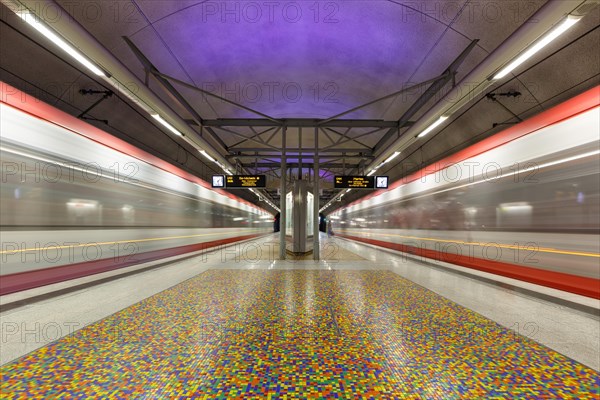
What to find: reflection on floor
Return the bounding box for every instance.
[1,269,597,398]
[239,238,366,261]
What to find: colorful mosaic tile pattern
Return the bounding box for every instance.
[1,270,598,398]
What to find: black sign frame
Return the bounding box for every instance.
[375,176,389,189]
[211,175,225,188]
[334,176,375,189]
[225,175,267,188]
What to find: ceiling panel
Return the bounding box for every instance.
[1,0,598,212]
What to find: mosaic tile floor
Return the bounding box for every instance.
[243,240,366,261]
[1,270,598,398]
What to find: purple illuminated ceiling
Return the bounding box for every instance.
[126,1,480,120]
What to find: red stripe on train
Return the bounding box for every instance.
[343,85,600,209]
[337,234,600,299]
[0,234,265,296]
[0,82,264,212]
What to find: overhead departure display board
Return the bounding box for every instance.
[225,175,266,188]
[334,176,389,189]
[334,176,375,189]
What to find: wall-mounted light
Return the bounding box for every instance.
[151,114,183,136]
[384,151,400,164]
[417,116,449,138]
[493,15,582,80]
[200,150,216,162]
[16,10,106,77]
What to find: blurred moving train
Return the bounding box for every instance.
[330,87,600,298]
[0,83,272,294]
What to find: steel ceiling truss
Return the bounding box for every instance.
[373,39,480,154]
[202,119,402,128]
[123,36,479,205]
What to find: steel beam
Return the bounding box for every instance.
[202,119,402,128]
[313,126,320,261]
[154,71,280,123]
[230,155,372,161]
[279,127,287,260]
[317,74,449,125]
[229,126,276,148]
[321,127,385,150]
[229,147,373,154]
[212,126,280,150]
[373,39,480,154]
[241,163,362,168]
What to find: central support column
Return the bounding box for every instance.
[279,126,287,260]
[291,180,310,254]
[313,127,320,260]
[285,180,315,256]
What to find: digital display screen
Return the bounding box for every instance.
[225,175,266,188]
[375,176,389,189]
[334,176,375,189]
[212,175,225,188]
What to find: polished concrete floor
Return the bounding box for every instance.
[1,234,599,398]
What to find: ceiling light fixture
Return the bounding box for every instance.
[200,150,216,162]
[493,15,582,80]
[16,10,106,77]
[384,151,400,164]
[366,169,377,176]
[151,114,183,136]
[417,116,449,138]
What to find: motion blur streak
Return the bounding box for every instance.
[0,84,272,289]
[0,231,266,254]
[340,230,600,258]
[331,87,600,295]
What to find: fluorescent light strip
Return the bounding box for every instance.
[249,188,261,199]
[200,150,215,162]
[493,15,581,80]
[384,151,400,164]
[151,114,183,136]
[417,116,448,138]
[17,11,106,77]
[216,162,232,175]
[366,151,400,180]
